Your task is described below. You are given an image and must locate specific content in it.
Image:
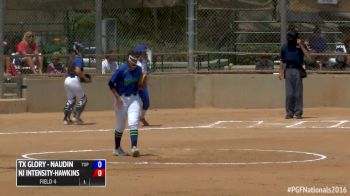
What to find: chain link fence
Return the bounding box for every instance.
[197,6,279,70]
[102,5,187,72]
[2,0,188,76]
[2,0,350,98]
[197,0,350,71]
[286,0,350,71]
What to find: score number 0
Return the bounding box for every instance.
[97,161,103,177]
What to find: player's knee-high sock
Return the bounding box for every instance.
[130,130,138,147]
[115,130,123,149]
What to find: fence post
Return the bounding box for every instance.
[187,0,196,72]
[280,0,288,45]
[0,0,4,98]
[95,0,103,74]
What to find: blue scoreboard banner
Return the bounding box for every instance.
[16,159,106,187]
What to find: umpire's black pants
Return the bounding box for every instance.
[285,68,303,117]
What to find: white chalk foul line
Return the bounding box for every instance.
[22,148,327,165]
[0,129,113,135]
[0,121,257,135]
[2,120,350,136]
[0,125,207,135]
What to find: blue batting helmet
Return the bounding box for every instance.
[133,44,147,53]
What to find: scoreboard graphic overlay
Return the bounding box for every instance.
[16,160,106,187]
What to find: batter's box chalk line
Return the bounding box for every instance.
[285,120,349,128]
[201,120,350,129]
[21,148,327,166]
[200,120,265,128]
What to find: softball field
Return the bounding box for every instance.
[0,108,349,195]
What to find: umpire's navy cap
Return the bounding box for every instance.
[289,31,299,38]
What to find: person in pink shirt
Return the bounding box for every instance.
[16,31,43,74]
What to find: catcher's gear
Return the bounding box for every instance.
[75,95,87,120]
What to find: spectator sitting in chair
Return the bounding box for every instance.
[16,31,43,74]
[47,52,66,74]
[255,54,274,70]
[306,26,328,70]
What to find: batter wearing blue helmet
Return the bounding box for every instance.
[108,52,144,157]
[133,44,151,126]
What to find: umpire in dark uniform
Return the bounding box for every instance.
[279,30,311,119]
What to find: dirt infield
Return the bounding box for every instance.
[1,108,349,195]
